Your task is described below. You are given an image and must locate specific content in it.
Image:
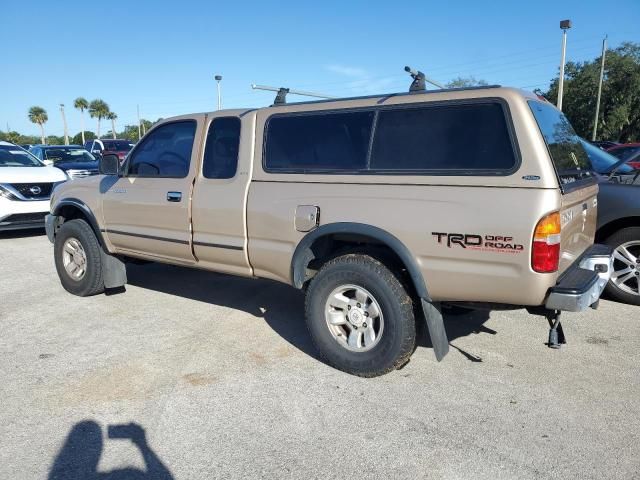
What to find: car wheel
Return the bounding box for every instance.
[54,219,105,297]
[604,227,640,306]
[305,253,416,377]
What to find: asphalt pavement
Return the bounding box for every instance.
[1,229,638,479]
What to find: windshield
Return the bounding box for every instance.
[0,145,43,167]
[528,101,594,188]
[580,140,634,175]
[104,141,134,151]
[44,148,97,163]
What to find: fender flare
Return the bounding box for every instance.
[52,197,126,289]
[290,222,430,300]
[291,222,449,361]
[52,198,106,249]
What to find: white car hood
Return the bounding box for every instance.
[0,166,67,183]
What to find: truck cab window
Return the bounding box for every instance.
[127,120,196,178]
[202,117,241,179]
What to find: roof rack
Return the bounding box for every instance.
[251,67,501,107]
[404,66,445,91]
[257,84,502,108]
[251,84,336,105]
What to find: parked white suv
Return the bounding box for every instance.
[0,141,67,231]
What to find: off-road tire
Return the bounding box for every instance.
[305,254,416,377]
[604,227,640,306]
[54,219,105,297]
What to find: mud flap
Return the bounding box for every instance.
[101,250,127,289]
[421,299,450,361]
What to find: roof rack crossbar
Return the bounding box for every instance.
[251,84,336,105]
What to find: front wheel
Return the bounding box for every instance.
[305,254,416,377]
[604,227,640,306]
[54,219,105,297]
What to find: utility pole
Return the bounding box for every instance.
[60,103,69,145]
[136,104,142,140]
[557,19,572,111]
[592,35,608,141]
[215,75,223,110]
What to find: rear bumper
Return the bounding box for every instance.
[545,244,613,312]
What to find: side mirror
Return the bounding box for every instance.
[99,154,120,175]
[42,159,54,166]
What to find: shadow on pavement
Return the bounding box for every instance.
[48,420,173,480]
[418,307,494,362]
[0,227,45,239]
[126,262,320,360]
[127,263,497,363]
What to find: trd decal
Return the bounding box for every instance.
[432,232,524,253]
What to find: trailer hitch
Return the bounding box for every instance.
[546,310,566,348]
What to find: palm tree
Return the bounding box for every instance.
[88,99,110,138]
[73,97,89,144]
[107,111,118,139]
[28,106,48,144]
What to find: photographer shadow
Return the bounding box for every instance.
[48,420,173,480]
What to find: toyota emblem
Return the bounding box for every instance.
[29,186,42,195]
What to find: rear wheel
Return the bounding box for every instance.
[305,254,416,377]
[54,219,105,297]
[604,227,640,306]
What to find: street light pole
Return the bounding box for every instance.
[592,35,608,141]
[215,75,223,110]
[60,103,69,145]
[557,19,572,111]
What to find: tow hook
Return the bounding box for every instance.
[546,310,566,348]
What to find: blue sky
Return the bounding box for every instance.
[1,0,638,137]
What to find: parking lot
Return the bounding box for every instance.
[0,229,638,479]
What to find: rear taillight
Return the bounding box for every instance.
[532,212,561,273]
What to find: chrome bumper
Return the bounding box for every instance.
[545,244,613,312]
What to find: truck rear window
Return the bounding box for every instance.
[528,101,594,188]
[264,101,517,174]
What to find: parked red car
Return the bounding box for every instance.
[84,139,134,163]
[606,143,640,169]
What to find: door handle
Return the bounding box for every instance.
[167,191,182,202]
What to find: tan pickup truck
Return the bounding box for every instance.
[46,86,613,377]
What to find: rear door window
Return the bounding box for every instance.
[528,101,594,189]
[202,117,241,179]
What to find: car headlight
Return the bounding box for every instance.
[0,184,19,200]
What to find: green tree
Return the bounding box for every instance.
[446,76,488,88]
[538,42,640,142]
[47,135,65,145]
[4,131,22,144]
[107,111,118,139]
[28,106,48,144]
[72,130,96,145]
[74,97,89,145]
[88,99,110,138]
